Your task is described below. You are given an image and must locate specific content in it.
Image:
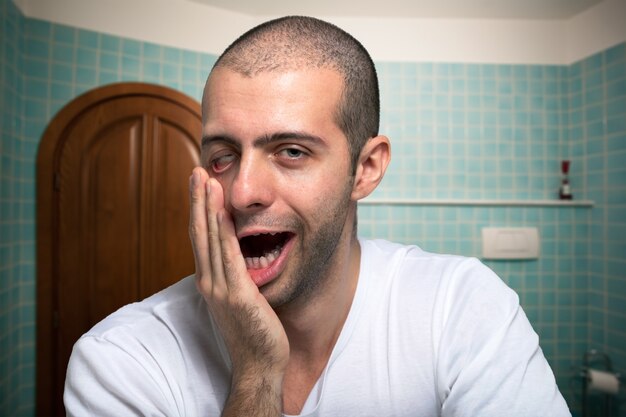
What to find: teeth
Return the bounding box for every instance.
[244,247,281,270]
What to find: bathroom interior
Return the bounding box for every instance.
[1,0,625,415]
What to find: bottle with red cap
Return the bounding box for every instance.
[559,160,572,200]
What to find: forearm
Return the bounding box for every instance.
[222,373,283,417]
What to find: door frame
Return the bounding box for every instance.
[36,82,201,415]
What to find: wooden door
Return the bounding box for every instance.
[36,83,202,416]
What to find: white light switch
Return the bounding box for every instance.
[481,227,540,260]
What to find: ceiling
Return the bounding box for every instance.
[188,0,604,19]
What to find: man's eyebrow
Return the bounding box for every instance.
[201,132,325,149]
[254,132,325,147]
[201,135,239,149]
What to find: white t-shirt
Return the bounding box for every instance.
[64,239,571,416]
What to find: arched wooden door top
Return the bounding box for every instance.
[36,82,202,416]
[38,83,201,167]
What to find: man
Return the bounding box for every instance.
[65,16,571,416]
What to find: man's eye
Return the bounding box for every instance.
[210,153,236,173]
[278,147,306,159]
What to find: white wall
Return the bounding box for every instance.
[564,0,626,63]
[13,0,626,64]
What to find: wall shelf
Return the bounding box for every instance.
[359,198,595,207]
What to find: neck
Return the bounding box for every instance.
[276,209,361,415]
[276,235,361,361]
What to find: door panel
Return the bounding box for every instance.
[37,83,202,416]
[143,115,201,295]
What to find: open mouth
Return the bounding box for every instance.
[239,232,294,270]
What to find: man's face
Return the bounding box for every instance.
[201,67,356,308]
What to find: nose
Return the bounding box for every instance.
[227,153,273,213]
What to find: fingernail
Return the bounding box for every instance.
[206,180,211,195]
[191,169,199,187]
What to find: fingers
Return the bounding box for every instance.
[205,177,252,291]
[189,167,210,282]
[190,170,251,299]
[206,177,227,290]
[217,205,250,291]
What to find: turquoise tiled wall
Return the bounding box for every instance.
[373,62,567,200]
[1,0,27,414]
[578,44,626,399]
[1,0,625,414]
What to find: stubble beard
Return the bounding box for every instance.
[262,183,354,310]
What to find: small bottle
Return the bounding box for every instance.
[559,160,572,200]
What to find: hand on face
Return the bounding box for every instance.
[188,166,289,381]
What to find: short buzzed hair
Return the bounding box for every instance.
[211,16,380,173]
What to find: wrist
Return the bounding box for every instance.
[231,363,286,392]
[225,370,284,417]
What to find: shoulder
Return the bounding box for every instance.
[361,238,481,271]
[65,275,226,415]
[71,274,216,369]
[359,238,519,329]
[360,238,508,295]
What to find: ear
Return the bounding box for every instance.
[351,135,391,201]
